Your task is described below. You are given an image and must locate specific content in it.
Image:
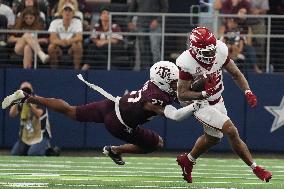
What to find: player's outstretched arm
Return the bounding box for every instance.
[163,102,202,121]
[224,59,257,107]
[223,59,250,91]
[27,95,77,119]
[143,101,206,121]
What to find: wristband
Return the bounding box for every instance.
[245,89,251,94]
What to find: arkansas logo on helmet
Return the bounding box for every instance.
[189,27,217,66]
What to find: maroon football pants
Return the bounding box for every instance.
[75,99,160,151]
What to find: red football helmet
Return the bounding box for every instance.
[189,27,217,65]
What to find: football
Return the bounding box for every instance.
[190,74,207,92]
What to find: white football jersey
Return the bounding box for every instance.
[176,40,229,101]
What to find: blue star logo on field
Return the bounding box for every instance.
[264,96,284,132]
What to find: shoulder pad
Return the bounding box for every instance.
[216,40,228,59]
[176,50,196,74]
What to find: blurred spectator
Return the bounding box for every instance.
[214,0,223,12]
[9,81,60,156]
[127,0,168,70]
[54,0,83,21]
[213,0,225,31]
[55,0,91,44]
[84,7,123,70]
[37,0,49,14]
[220,18,262,73]
[269,0,284,72]
[76,0,86,12]
[0,15,8,47]
[248,0,269,66]
[1,0,12,6]
[0,0,16,28]
[8,7,49,69]
[11,0,21,16]
[221,0,251,14]
[0,14,9,65]
[82,11,92,32]
[17,0,46,24]
[48,3,83,69]
[0,0,14,64]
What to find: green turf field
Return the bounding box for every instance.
[0,155,282,189]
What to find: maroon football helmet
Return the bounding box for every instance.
[189,27,217,65]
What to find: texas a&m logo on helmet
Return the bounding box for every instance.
[150,61,179,95]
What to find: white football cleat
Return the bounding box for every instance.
[2,90,26,109]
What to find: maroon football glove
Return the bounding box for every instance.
[245,90,257,108]
[204,74,218,97]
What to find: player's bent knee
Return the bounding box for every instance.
[222,120,239,139]
[14,46,23,55]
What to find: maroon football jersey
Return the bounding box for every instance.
[119,81,175,128]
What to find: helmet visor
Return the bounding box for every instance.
[201,48,216,58]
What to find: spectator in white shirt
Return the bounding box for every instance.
[249,0,269,66]
[54,0,83,21]
[48,3,83,69]
[0,1,15,28]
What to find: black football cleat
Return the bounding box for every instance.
[103,146,125,165]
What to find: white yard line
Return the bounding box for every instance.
[0,182,48,188]
[0,157,282,164]
[0,163,281,170]
[2,167,284,174]
[6,174,269,180]
[0,181,273,189]
[0,168,283,177]
[0,170,254,175]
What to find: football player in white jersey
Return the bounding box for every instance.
[175,27,272,183]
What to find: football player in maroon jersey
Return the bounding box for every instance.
[2,61,206,165]
[176,27,272,183]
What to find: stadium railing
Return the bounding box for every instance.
[0,12,284,73]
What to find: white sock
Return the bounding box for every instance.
[250,162,257,169]
[187,153,196,163]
